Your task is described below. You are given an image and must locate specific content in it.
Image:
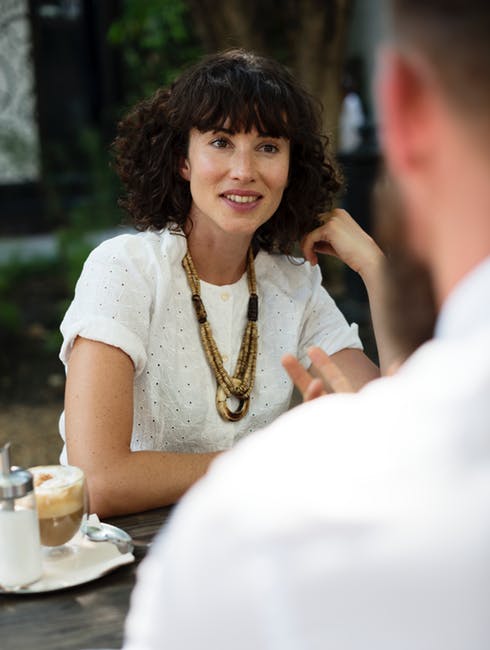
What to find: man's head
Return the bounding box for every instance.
[390,0,490,118]
[379,1,490,305]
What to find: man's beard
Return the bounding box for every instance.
[374,175,438,362]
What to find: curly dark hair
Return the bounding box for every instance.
[112,49,342,254]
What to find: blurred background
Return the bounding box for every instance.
[0,0,385,466]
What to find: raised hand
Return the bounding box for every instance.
[301,208,384,279]
[282,347,355,403]
[302,209,401,376]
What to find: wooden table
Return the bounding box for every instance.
[1,507,173,650]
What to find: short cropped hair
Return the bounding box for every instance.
[390,0,490,118]
[112,49,341,253]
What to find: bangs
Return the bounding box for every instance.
[189,66,294,138]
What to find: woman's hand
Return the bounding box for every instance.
[302,209,400,376]
[282,347,355,402]
[301,209,384,281]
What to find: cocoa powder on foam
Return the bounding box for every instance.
[30,465,85,519]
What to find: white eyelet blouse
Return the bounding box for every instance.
[58,229,362,461]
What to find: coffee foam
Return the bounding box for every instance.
[30,465,85,519]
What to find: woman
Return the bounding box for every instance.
[60,50,385,517]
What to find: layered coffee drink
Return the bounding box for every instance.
[30,465,87,547]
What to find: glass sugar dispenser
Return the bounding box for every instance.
[0,442,43,590]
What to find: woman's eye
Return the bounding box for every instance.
[260,143,279,153]
[210,138,229,149]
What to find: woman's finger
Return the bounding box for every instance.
[281,354,315,397]
[313,241,338,258]
[300,232,319,265]
[308,347,355,393]
[303,378,326,402]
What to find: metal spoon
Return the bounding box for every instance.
[82,521,151,554]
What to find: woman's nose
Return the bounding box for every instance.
[229,150,256,183]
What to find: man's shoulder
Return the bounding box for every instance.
[169,333,490,542]
[137,340,490,648]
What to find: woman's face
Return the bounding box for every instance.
[180,127,290,239]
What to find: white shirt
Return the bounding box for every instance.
[123,257,490,650]
[58,229,361,461]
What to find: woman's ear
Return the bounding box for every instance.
[179,157,191,181]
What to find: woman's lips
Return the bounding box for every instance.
[220,191,263,210]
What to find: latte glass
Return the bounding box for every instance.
[29,465,88,559]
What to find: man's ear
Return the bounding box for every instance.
[179,157,191,181]
[377,48,437,178]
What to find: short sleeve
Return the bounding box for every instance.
[298,265,362,366]
[59,235,153,376]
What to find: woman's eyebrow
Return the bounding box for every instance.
[211,127,235,135]
[208,127,285,139]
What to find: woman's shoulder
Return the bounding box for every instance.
[86,228,186,268]
[257,251,322,292]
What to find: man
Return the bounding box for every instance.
[123,1,490,647]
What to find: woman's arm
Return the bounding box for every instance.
[324,348,379,391]
[65,337,220,518]
[302,209,400,376]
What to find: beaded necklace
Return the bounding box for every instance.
[182,247,258,422]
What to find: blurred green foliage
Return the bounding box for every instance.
[0,127,125,401]
[54,127,124,291]
[0,254,66,403]
[108,0,202,101]
[0,256,63,337]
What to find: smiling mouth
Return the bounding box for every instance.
[221,193,262,204]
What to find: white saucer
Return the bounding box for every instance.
[0,519,134,594]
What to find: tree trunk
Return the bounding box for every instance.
[185,0,352,140]
[185,0,264,53]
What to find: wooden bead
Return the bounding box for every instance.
[247,294,258,321]
[191,295,207,324]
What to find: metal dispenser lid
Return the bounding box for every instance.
[0,442,34,499]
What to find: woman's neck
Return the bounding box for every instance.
[184,222,253,286]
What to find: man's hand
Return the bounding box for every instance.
[282,347,355,403]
